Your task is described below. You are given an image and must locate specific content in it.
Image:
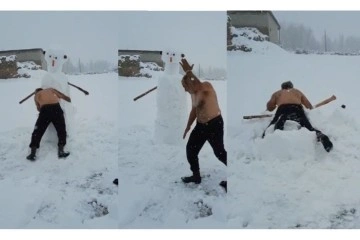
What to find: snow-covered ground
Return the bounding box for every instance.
[118,71,228,228]
[0,70,118,228]
[228,28,360,228]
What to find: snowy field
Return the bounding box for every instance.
[0,70,118,228]
[118,71,227,228]
[228,31,360,228]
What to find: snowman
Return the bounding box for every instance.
[154,50,188,145]
[41,48,75,144]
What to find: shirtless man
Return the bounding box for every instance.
[264,81,333,152]
[180,58,227,189]
[26,88,71,161]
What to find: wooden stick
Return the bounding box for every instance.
[133,86,157,101]
[19,91,35,104]
[314,95,336,108]
[243,95,337,119]
[243,114,273,120]
[68,82,89,95]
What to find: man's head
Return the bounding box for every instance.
[181,71,201,94]
[35,88,43,93]
[181,75,197,94]
[281,81,293,90]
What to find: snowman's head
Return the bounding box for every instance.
[161,50,184,75]
[44,49,68,73]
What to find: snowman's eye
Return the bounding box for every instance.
[166,52,169,55]
[173,53,175,56]
[49,55,52,58]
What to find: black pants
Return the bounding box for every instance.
[186,115,227,174]
[29,103,67,148]
[263,104,320,137]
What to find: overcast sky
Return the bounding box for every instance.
[0,11,226,69]
[118,12,226,69]
[0,11,118,64]
[274,11,360,40]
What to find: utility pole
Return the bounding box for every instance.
[324,30,327,52]
[198,64,201,78]
[78,58,82,73]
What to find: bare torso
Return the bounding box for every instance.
[267,88,312,111]
[35,89,61,108]
[191,82,221,123]
[275,89,303,106]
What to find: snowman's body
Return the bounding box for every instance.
[40,49,75,143]
[154,51,188,145]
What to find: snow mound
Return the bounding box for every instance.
[229,27,287,55]
[256,128,316,161]
[0,55,16,63]
[17,61,42,70]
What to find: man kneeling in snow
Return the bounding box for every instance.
[27,88,71,161]
[263,81,333,152]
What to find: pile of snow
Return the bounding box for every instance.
[119,55,139,62]
[229,27,287,55]
[119,54,163,78]
[139,62,163,78]
[17,61,42,70]
[0,55,16,63]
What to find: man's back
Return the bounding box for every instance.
[267,88,312,111]
[35,89,61,108]
[276,88,303,106]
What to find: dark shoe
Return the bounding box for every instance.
[26,147,37,161]
[321,135,333,152]
[219,180,227,192]
[58,145,70,158]
[181,174,201,184]
[58,151,70,158]
[113,178,118,185]
[317,132,333,152]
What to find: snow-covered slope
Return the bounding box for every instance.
[228,31,360,228]
[0,70,118,228]
[229,27,287,55]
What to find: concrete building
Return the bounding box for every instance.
[0,48,46,70]
[227,11,281,44]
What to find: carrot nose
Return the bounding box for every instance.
[52,60,55,67]
[170,57,172,63]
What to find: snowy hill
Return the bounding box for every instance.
[229,27,287,55]
[228,30,360,228]
[118,69,227,228]
[0,70,118,228]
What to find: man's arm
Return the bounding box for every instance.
[186,107,196,129]
[34,97,40,112]
[179,58,194,72]
[183,107,197,139]
[300,92,313,109]
[180,58,201,82]
[184,70,201,82]
[51,88,71,103]
[266,93,277,111]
